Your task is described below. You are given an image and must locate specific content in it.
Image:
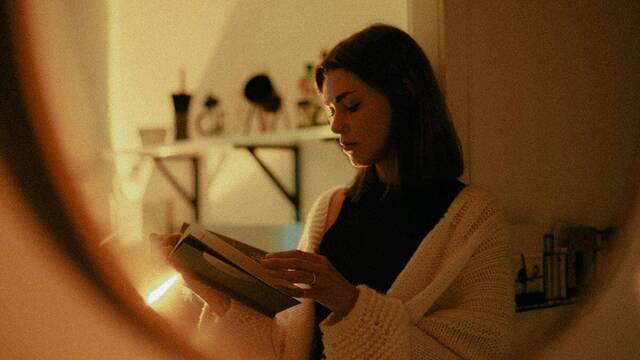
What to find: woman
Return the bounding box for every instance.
[156,24,513,359]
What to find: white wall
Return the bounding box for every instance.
[107,0,408,230]
[110,0,408,141]
[22,0,113,231]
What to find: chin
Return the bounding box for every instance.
[346,149,388,168]
[346,155,373,168]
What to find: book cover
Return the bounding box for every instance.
[169,224,300,317]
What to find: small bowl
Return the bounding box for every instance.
[138,128,168,147]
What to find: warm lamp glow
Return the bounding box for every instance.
[146,273,182,305]
[121,180,143,200]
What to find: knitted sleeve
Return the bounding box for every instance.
[195,188,340,359]
[320,194,514,360]
[415,202,514,359]
[195,300,277,359]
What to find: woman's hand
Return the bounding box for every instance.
[149,232,231,315]
[149,232,181,258]
[260,250,359,321]
[180,274,231,315]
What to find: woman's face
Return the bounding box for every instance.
[322,69,393,169]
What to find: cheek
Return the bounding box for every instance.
[370,112,392,147]
[361,115,392,162]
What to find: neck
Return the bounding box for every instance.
[374,156,395,185]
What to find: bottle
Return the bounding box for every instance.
[543,233,556,300]
[557,246,568,299]
[172,68,191,140]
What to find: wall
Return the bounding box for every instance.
[443,1,639,230]
[407,0,446,109]
[539,185,640,358]
[21,0,113,231]
[0,163,173,359]
[107,0,408,231]
[15,1,640,356]
[110,0,408,140]
[426,0,640,354]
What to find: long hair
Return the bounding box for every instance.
[315,24,463,200]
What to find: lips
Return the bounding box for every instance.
[339,141,358,151]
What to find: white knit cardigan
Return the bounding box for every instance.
[196,185,514,359]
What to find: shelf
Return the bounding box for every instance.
[110,125,338,223]
[516,292,579,312]
[123,125,337,159]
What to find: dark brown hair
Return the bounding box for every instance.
[315,24,463,200]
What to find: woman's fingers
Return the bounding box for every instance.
[275,285,308,298]
[261,257,320,271]
[260,250,328,274]
[261,251,327,291]
[150,233,182,258]
[263,250,327,263]
[261,250,358,317]
[150,232,182,247]
[267,268,316,285]
[182,273,231,315]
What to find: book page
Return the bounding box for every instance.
[207,230,267,260]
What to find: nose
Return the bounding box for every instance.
[329,112,348,134]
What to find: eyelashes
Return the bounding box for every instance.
[347,103,360,112]
[325,103,361,118]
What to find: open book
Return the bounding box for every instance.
[169,224,300,317]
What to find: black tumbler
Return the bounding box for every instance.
[172,93,192,140]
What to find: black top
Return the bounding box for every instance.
[310,176,465,359]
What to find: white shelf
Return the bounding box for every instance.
[106,125,336,222]
[123,125,337,159]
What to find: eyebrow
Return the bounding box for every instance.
[325,90,356,105]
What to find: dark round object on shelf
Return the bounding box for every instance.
[204,95,218,109]
[244,74,281,113]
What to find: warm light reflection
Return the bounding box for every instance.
[146,273,182,305]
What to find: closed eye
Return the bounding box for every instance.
[346,103,360,113]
